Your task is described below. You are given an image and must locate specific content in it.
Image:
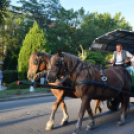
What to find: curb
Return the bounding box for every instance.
[0,93,53,102]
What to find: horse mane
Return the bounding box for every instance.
[62,52,82,63]
[60,52,97,79]
[30,51,51,58]
[51,52,82,72]
[38,51,51,57]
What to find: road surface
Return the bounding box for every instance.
[0,96,134,134]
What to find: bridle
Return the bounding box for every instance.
[54,53,68,79]
[51,53,81,83]
[29,52,51,74]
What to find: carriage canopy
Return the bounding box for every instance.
[89,29,134,54]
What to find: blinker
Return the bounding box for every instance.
[33,59,38,65]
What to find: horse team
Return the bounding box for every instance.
[27,50,132,133]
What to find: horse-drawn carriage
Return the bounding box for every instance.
[90,29,134,110]
[18,29,134,133]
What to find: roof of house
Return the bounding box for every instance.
[89,29,134,53]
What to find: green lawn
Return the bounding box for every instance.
[0,88,51,98]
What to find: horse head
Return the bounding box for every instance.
[46,50,82,83]
[27,50,51,81]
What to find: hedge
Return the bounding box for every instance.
[7,81,30,90]
[2,70,18,84]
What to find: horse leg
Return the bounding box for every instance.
[45,97,63,131]
[73,96,90,134]
[117,93,129,126]
[86,101,95,131]
[60,101,69,125]
[93,100,102,115]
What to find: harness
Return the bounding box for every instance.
[52,53,123,98]
[28,52,51,76]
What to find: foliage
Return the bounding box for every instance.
[47,7,85,54]
[105,53,113,62]
[0,12,21,54]
[78,45,105,65]
[7,81,29,90]
[18,22,50,79]
[78,12,132,50]
[1,3,133,71]
[2,70,18,84]
[17,0,62,27]
[0,0,10,25]
[0,11,23,70]
[85,51,105,65]
[2,55,12,70]
[105,53,113,67]
[12,1,133,56]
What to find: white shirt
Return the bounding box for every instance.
[112,51,133,65]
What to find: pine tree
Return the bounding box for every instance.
[18,22,50,79]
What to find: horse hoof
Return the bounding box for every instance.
[97,107,102,114]
[86,124,94,131]
[61,120,68,126]
[92,111,96,116]
[45,125,54,131]
[72,128,81,134]
[117,121,124,127]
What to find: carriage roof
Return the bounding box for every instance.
[89,29,134,54]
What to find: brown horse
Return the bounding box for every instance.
[27,50,101,131]
[46,51,132,133]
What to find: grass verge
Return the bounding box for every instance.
[0,88,51,98]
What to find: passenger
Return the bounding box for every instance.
[128,57,134,72]
[110,44,133,67]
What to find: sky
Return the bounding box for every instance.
[11,0,134,29]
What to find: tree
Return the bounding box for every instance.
[17,0,62,27]
[0,11,24,69]
[18,22,49,79]
[0,0,10,25]
[78,12,132,50]
[46,7,85,54]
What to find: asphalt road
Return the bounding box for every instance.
[0,96,134,134]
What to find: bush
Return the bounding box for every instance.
[105,53,113,67]
[78,45,105,65]
[2,70,18,84]
[7,81,30,90]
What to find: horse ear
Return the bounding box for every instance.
[58,50,62,57]
[34,50,38,56]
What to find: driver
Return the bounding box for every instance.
[110,44,133,67]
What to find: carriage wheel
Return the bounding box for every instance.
[107,99,120,111]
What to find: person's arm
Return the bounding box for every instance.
[124,51,133,64]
